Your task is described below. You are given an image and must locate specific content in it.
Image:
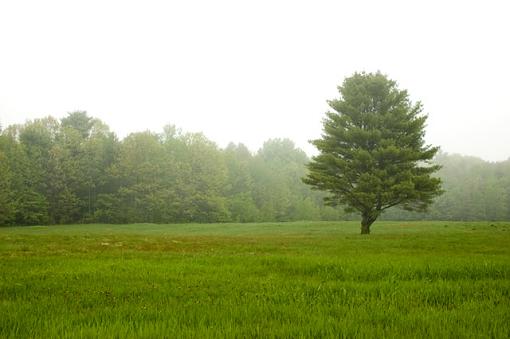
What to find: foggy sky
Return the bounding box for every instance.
[1,0,509,161]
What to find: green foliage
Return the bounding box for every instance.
[0,108,509,226]
[0,144,15,225]
[383,152,510,221]
[60,111,94,139]
[304,72,443,233]
[250,139,327,222]
[169,131,230,222]
[1,222,509,337]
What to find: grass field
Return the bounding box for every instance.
[1,221,509,338]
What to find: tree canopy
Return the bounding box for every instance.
[1,110,509,227]
[304,72,443,234]
[0,112,339,225]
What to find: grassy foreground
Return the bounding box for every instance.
[1,221,509,338]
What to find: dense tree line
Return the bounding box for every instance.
[383,152,510,221]
[0,112,341,225]
[1,112,509,225]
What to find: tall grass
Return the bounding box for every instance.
[1,221,509,338]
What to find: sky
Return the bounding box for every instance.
[0,0,509,161]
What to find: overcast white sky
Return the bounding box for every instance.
[0,0,509,161]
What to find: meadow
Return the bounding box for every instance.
[0,221,509,338]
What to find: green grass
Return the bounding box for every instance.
[1,221,509,338]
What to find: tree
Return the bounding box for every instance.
[50,115,118,223]
[166,130,230,222]
[0,139,16,225]
[103,131,172,223]
[223,143,260,222]
[11,118,58,225]
[303,72,443,234]
[61,111,94,139]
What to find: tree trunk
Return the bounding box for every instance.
[361,218,371,234]
[361,212,376,235]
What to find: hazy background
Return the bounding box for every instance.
[1,0,508,161]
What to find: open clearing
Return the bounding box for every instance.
[1,221,509,338]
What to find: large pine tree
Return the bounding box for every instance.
[304,72,443,234]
